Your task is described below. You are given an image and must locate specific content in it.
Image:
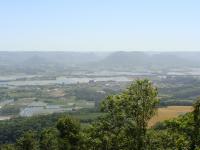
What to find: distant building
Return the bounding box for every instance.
[89,80,95,84]
[0,99,14,108]
[96,90,106,94]
[19,101,69,117]
[20,101,47,117]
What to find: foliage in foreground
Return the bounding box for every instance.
[1,79,200,150]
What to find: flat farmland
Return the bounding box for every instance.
[149,106,193,127]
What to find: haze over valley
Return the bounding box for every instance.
[1,0,200,149]
[1,51,200,119]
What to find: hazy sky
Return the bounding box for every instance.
[0,0,200,51]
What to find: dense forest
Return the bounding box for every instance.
[0,79,200,150]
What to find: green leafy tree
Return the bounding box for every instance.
[122,79,159,149]
[15,131,39,150]
[147,129,190,150]
[153,97,200,150]
[0,144,15,150]
[191,98,200,150]
[87,79,159,150]
[39,128,59,150]
[56,116,81,150]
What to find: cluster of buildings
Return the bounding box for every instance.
[19,101,73,117]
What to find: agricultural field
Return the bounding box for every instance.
[149,106,193,127]
[1,75,200,119]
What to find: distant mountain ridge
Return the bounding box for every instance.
[1,51,200,74]
[95,51,199,69]
[0,51,106,65]
[0,52,108,74]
